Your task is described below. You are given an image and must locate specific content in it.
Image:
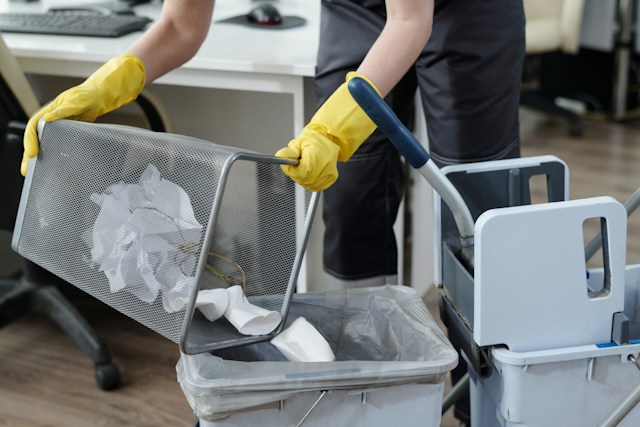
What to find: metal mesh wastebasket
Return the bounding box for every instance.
[12,119,318,354]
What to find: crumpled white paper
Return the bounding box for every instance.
[195,285,282,336]
[271,316,335,362]
[87,164,203,313]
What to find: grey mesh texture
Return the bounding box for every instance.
[14,120,313,350]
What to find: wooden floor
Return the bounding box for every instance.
[0,300,193,426]
[2,108,640,426]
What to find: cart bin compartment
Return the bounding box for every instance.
[177,285,458,426]
[471,264,640,427]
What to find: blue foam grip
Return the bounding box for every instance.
[347,77,429,169]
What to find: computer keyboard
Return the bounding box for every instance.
[0,12,152,38]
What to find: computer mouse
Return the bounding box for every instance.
[246,3,282,26]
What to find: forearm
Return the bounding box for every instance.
[276,1,434,191]
[125,0,215,83]
[358,0,434,96]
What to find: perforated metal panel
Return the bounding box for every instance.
[13,120,317,353]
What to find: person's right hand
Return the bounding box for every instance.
[21,54,146,176]
[275,72,380,192]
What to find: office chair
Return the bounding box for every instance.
[521,0,586,136]
[0,34,170,390]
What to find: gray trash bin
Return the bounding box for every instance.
[177,285,458,427]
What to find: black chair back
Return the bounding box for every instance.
[0,75,27,231]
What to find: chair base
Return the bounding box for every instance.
[521,90,583,137]
[0,259,121,390]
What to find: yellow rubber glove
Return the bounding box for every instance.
[21,54,146,176]
[275,72,380,192]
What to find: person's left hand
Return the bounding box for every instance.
[21,55,145,176]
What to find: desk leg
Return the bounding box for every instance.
[409,92,434,295]
[613,0,633,116]
[293,77,318,293]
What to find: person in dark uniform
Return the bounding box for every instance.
[276,1,525,425]
[279,0,524,288]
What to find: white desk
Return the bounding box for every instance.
[1,0,319,134]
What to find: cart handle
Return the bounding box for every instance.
[347,76,475,245]
[347,78,429,169]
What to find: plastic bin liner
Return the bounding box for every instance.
[176,285,458,420]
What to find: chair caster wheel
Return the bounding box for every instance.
[569,122,582,137]
[95,362,121,391]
